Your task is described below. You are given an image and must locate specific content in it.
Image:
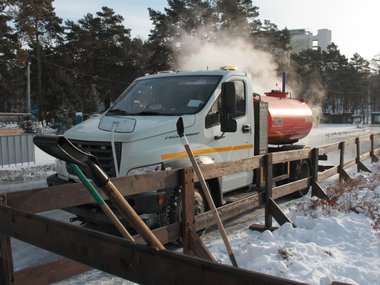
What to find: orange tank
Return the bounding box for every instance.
[259,91,313,144]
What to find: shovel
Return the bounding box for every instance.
[176,117,238,267]
[70,163,134,241]
[33,135,165,251]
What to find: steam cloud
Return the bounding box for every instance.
[172,27,327,123]
[174,32,280,95]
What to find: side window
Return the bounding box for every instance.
[232,81,246,118]
[205,80,246,128]
[205,96,221,128]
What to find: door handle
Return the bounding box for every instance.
[242,124,250,133]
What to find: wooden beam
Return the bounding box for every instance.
[339,141,345,183]
[318,142,340,155]
[0,195,14,285]
[370,134,379,163]
[0,205,307,285]
[271,148,312,164]
[358,161,371,173]
[311,182,329,200]
[0,234,14,285]
[265,154,273,229]
[185,229,215,262]
[14,258,91,285]
[340,168,352,182]
[200,155,264,181]
[318,166,339,182]
[272,178,311,199]
[268,198,292,226]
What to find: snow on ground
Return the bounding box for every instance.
[0,146,56,184]
[208,164,380,285]
[1,124,380,285]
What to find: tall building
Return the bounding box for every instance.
[315,29,332,52]
[289,29,332,54]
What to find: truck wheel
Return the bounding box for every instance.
[293,159,311,197]
[158,186,205,227]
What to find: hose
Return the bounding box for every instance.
[111,121,119,177]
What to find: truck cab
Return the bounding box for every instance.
[48,67,312,226]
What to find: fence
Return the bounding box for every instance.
[0,134,35,167]
[0,132,380,285]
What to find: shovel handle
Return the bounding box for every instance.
[102,181,165,251]
[71,164,134,241]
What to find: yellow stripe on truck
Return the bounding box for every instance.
[161,144,253,160]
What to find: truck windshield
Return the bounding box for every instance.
[107,75,222,116]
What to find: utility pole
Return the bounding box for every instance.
[26,61,31,114]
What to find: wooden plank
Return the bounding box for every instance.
[272,178,311,199]
[195,191,264,232]
[356,137,361,172]
[357,161,371,173]
[14,258,91,285]
[133,221,181,245]
[318,166,339,181]
[5,170,181,213]
[271,148,312,165]
[0,234,14,285]
[359,152,371,161]
[0,195,14,285]
[342,158,356,170]
[318,142,340,155]
[265,154,273,229]
[200,155,264,181]
[344,137,356,147]
[370,135,380,163]
[133,191,265,245]
[185,229,215,262]
[182,168,195,255]
[311,182,329,200]
[0,205,307,285]
[340,169,352,182]
[339,141,345,183]
[268,198,292,226]
[311,148,320,197]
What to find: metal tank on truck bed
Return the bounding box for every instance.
[260,90,313,145]
[47,67,313,228]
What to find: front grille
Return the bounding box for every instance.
[67,139,122,177]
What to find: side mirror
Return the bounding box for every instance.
[220,82,237,133]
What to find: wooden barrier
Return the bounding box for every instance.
[1,131,380,285]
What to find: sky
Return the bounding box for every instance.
[53,0,380,61]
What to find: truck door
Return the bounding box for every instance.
[205,79,254,192]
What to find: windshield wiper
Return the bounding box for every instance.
[134,110,182,116]
[107,108,129,115]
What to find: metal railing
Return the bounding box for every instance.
[0,134,35,167]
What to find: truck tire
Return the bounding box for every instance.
[293,159,311,197]
[158,186,205,227]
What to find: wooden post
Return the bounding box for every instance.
[356,137,360,172]
[338,141,346,182]
[370,134,379,163]
[0,194,15,285]
[182,168,195,253]
[338,141,351,182]
[181,169,215,262]
[356,137,371,173]
[264,154,273,229]
[311,147,319,192]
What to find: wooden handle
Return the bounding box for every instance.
[102,181,165,251]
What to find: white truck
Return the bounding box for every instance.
[47,67,313,226]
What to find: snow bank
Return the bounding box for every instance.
[207,163,380,285]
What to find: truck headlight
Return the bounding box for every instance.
[128,163,163,176]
